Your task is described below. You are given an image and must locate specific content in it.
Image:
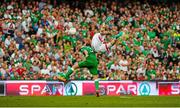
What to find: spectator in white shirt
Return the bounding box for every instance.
[4,11,12,19]
[119,56,129,72]
[22,6,30,16]
[37,25,43,36]
[110,61,120,72]
[0,48,5,57]
[41,63,50,75]
[7,20,15,30]
[64,18,73,28]
[5,36,12,48]
[22,20,29,33]
[150,46,159,58]
[7,2,14,10]
[136,65,146,77]
[84,9,94,17]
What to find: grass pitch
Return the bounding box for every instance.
[0,96,179,107]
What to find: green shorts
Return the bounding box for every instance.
[78,57,98,75]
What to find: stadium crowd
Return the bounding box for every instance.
[0,0,179,81]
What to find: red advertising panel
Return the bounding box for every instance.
[6,81,64,96]
[83,81,137,96]
[158,82,180,96]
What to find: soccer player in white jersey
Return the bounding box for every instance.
[91,29,123,53]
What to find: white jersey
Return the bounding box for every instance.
[91,33,109,52]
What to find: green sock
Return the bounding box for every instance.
[95,80,99,91]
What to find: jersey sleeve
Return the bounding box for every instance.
[80,46,94,54]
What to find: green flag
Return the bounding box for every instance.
[105,16,114,24]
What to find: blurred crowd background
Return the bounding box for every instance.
[0,0,179,81]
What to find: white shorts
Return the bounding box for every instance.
[91,33,110,53]
[92,43,109,53]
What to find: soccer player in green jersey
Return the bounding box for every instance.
[59,46,100,97]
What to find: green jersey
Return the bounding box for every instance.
[80,46,95,55]
[78,46,98,75]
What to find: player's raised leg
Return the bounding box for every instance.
[65,63,79,80]
[107,31,124,47]
[92,31,123,53]
[64,57,95,81]
[58,63,79,81]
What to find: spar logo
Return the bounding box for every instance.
[139,82,151,96]
[83,82,138,96]
[18,83,64,96]
[65,82,77,96]
[171,84,180,95]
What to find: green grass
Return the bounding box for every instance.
[0,96,179,107]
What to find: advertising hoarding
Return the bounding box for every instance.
[158,81,180,96]
[3,80,180,96]
[82,81,158,96]
[63,81,83,96]
[83,81,137,96]
[0,81,5,96]
[137,81,158,96]
[6,81,64,96]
